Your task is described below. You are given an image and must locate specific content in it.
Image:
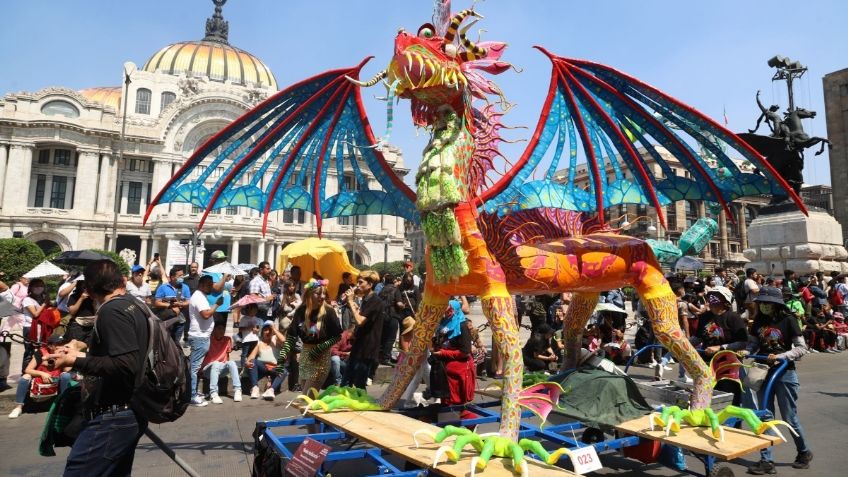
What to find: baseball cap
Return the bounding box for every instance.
[131,265,145,274]
[211,250,227,259]
[262,320,275,329]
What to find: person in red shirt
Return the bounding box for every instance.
[329,322,355,386]
[201,323,242,404]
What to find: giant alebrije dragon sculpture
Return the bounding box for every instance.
[147,1,805,474]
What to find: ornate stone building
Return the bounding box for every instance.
[0,2,409,271]
[555,147,769,271]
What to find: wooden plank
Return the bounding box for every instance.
[309,410,579,477]
[615,415,784,460]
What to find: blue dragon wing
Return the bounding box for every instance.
[145,58,417,234]
[480,48,806,226]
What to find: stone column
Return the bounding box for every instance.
[75,150,100,215]
[139,237,149,265]
[737,205,748,250]
[719,207,729,264]
[0,143,8,209]
[96,153,113,215]
[268,242,277,267]
[256,239,266,265]
[230,238,240,264]
[2,144,34,214]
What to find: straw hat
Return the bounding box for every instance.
[401,316,416,335]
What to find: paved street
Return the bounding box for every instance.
[1,303,846,476]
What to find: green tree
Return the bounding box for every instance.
[0,238,46,281]
[370,260,407,278]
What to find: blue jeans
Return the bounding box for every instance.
[752,369,811,461]
[342,358,374,389]
[204,361,240,395]
[14,375,30,405]
[187,336,210,397]
[330,355,346,386]
[248,359,285,391]
[63,409,147,476]
[21,326,32,373]
[59,372,76,394]
[170,320,186,345]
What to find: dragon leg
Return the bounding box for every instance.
[519,438,573,465]
[561,292,599,370]
[434,433,482,466]
[717,405,798,442]
[482,291,522,441]
[378,292,448,408]
[637,260,713,409]
[470,438,498,477]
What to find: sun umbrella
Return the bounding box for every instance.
[594,302,627,314]
[279,238,359,299]
[202,261,245,277]
[23,260,67,279]
[53,250,113,266]
[237,263,258,272]
[231,294,267,309]
[675,255,705,271]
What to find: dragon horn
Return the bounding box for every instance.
[458,19,487,61]
[412,429,437,448]
[443,9,482,43]
[345,69,387,87]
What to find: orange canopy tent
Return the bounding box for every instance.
[277,238,359,299]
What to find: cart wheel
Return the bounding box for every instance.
[708,464,735,477]
[581,427,605,444]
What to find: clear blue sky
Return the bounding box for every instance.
[2,0,844,187]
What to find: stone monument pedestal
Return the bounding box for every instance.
[744,204,848,275]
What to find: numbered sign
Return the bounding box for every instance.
[569,445,603,474]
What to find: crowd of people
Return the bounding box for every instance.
[1,255,836,474]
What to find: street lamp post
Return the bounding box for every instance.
[383,236,391,275]
[111,63,134,252]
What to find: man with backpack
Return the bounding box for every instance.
[47,259,150,475]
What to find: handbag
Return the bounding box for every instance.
[742,362,771,392]
[428,355,451,399]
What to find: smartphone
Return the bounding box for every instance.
[154,253,160,259]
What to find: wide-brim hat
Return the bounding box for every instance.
[401,316,416,335]
[705,286,733,305]
[754,286,785,306]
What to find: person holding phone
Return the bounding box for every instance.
[186,275,225,407]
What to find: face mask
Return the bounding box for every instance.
[31,287,44,295]
[176,278,184,286]
[758,303,775,315]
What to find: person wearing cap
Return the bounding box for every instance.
[8,334,69,418]
[186,275,226,407]
[204,250,233,328]
[245,319,287,400]
[745,286,813,474]
[55,270,82,315]
[126,265,152,304]
[693,286,748,405]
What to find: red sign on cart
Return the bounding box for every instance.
[286,437,331,477]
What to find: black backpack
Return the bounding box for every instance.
[122,296,191,424]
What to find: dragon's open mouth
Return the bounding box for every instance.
[388,42,467,96]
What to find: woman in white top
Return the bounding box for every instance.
[20,278,49,373]
[245,320,287,400]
